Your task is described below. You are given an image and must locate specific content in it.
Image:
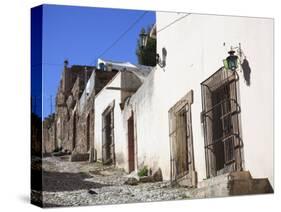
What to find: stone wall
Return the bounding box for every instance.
[42,113,56,154]
[43,63,119,162]
[71,71,106,160]
[55,65,95,152]
[31,113,42,156]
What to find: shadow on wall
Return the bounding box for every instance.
[241,58,251,86]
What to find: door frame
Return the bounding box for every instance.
[101,100,115,165]
[127,111,135,173]
[169,90,197,187]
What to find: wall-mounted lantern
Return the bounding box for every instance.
[223,43,243,71]
[139,32,148,49]
[139,32,167,68]
[224,50,238,71]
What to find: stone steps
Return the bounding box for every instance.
[188,171,273,198]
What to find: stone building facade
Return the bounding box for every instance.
[42,60,119,161]
[55,62,94,152]
[42,113,56,155]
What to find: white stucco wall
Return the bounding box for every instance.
[127,12,273,185]
[94,73,129,171]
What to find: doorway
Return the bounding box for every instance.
[72,112,76,151]
[127,113,135,173]
[86,114,90,152]
[102,103,115,165]
[169,90,197,187]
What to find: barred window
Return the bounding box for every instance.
[201,68,243,178]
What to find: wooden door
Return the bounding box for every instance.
[102,104,115,165]
[128,114,135,173]
[169,90,196,187]
[86,114,90,152]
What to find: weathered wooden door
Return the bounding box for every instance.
[72,112,76,151]
[102,104,115,165]
[128,113,135,173]
[86,114,90,152]
[169,90,197,187]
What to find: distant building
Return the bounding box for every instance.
[93,60,153,166]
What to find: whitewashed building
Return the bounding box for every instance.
[94,60,153,171]
[93,12,274,196]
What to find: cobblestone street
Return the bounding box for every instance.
[33,156,190,207]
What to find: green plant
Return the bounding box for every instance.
[136,26,156,66]
[138,165,148,177]
[180,194,190,199]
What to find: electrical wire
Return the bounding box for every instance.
[33,11,150,116]
[157,13,191,33]
[89,11,148,65]
[32,12,191,70]
[31,11,148,68]
[35,12,192,117]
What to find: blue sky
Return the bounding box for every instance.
[40,4,155,118]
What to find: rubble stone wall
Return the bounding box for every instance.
[43,65,118,162]
[42,114,56,154]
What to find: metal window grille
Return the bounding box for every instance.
[201,68,243,177]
